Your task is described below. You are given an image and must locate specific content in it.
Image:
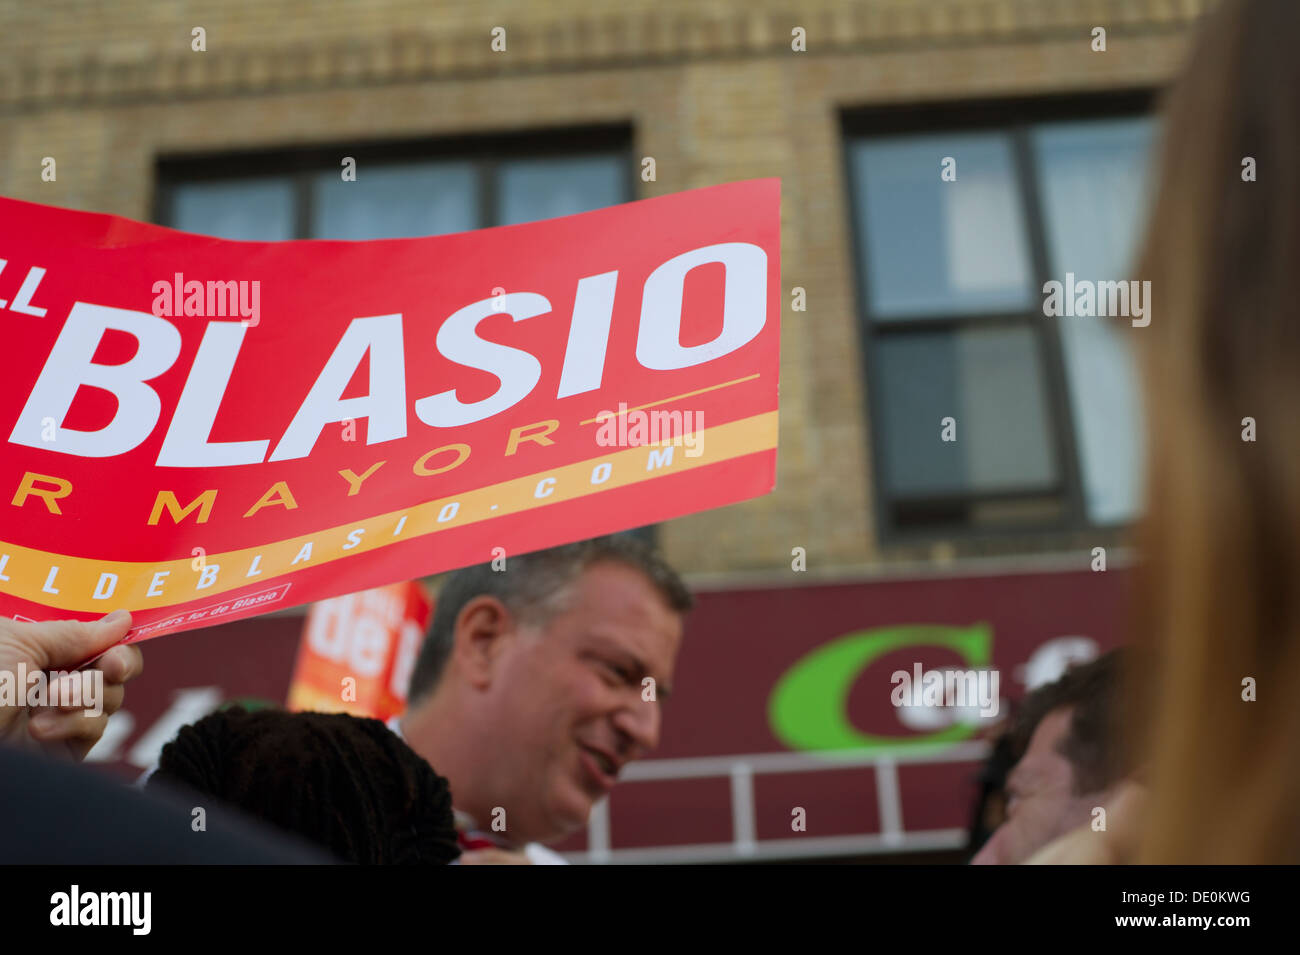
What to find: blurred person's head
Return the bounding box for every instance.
[1126,0,1300,863]
[971,652,1127,864]
[147,706,460,864]
[401,535,691,846]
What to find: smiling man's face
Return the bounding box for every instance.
[483,560,684,844]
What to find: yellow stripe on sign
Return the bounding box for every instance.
[0,410,777,613]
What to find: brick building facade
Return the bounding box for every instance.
[2,0,1207,583]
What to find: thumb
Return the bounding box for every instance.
[22,610,133,670]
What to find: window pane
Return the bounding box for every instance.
[497,155,625,225]
[169,177,295,241]
[874,326,1057,498]
[851,133,1034,318]
[1034,117,1156,524]
[311,162,479,239]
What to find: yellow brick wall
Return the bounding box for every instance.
[0,0,1209,580]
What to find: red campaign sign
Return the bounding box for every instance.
[0,180,780,641]
[285,581,432,724]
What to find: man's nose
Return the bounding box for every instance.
[612,695,661,757]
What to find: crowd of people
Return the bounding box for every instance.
[2,0,1298,865]
[2,537,693,865]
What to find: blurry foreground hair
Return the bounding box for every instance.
[148,707,460,865]
[1130,0,1300,863]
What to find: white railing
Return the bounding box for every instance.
[569,740,991,864]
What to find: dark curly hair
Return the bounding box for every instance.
[147,706,459,865]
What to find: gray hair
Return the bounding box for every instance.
[406,535,692,703]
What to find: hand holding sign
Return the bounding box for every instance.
[0,610,142,759]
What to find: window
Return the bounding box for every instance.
[155,127,632,241]
[845,97,1157,538]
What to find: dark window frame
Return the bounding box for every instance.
[841,90,1157,544]
[153,124,637,237]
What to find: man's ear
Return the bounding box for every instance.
[451,596,515,689]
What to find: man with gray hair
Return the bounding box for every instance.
[397,535,692,863]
